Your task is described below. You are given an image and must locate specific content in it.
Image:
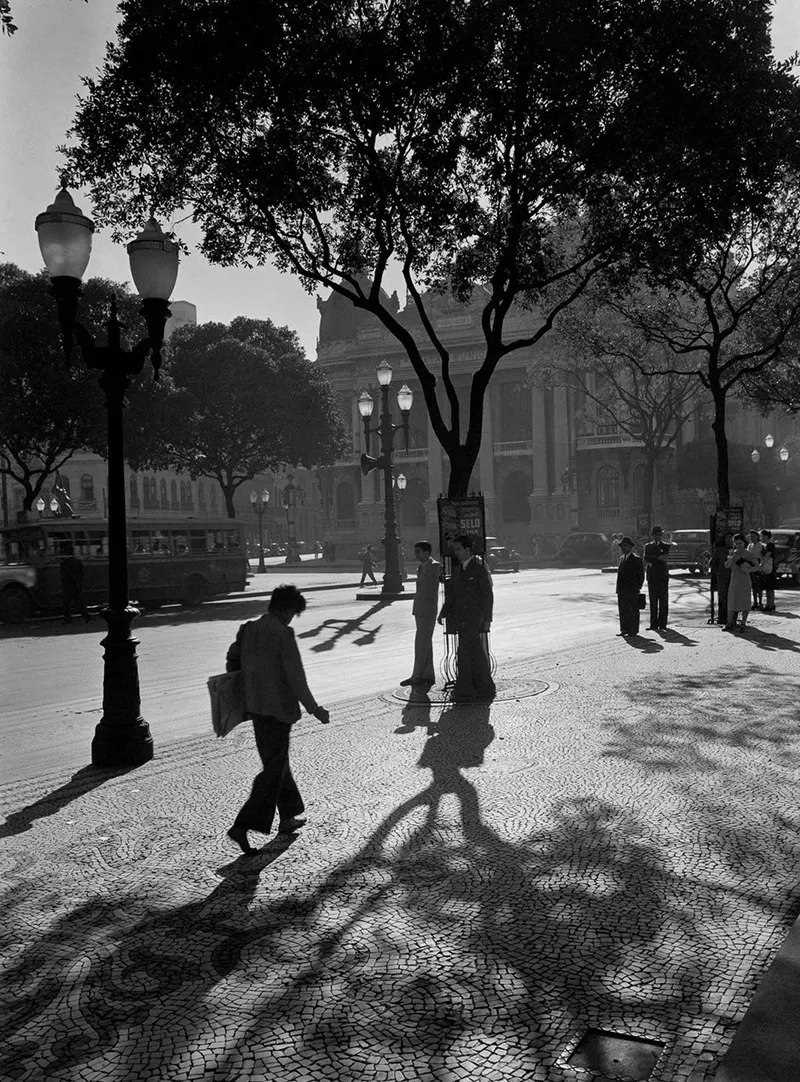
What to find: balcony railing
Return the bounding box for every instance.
[577,433,644,451]
[493,440,533,456]
[334,453,362,466]
[394,447,429,461]
[335,518,357,530]
[596,506,621,517]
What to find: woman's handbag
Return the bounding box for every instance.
[208,671,245,737]
[761,555,773,575]
[638,593,647,610]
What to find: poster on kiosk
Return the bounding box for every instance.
[437,496,487,560]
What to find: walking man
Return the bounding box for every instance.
[359,544,378,586]
[225,584,330,856]
[438,534,496,702]
[60,545,90,624]
[401,540,442,687]
[616,535,645,637]
[643,525,670,630]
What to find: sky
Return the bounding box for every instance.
[1,0,799,362]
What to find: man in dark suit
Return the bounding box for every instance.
[616,535,645,637]
[438,534,495,701]
[401,540,442,687]
[643,524,671,629]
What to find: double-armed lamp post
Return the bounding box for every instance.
[282,475,303,564]
[249,488,270,573]
[35,188,179,768]
[358,362,413,597]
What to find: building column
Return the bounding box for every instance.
[531,387,548,496]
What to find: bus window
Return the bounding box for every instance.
[208,530,225,552]
[85,530,108,557]
[189,530,207,554]
[131,530,153,554]
[48,530,76,558]
[152,532,171,555]
[72,531,92,558]
[172,531,189,555]
[226,529,242,551]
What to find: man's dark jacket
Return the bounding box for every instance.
[616,552,645,595]
[439,556,493,629]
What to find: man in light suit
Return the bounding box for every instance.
[225,584,330,855]
[615,535,645,637]
[401,540,442,687]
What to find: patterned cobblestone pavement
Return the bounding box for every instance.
[3,621,800,1082]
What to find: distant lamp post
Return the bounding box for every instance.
[358,362,413,597]
[36,187,179,768]
[282,475,303,564]
[35,496,46,515]
[249,487,270,573]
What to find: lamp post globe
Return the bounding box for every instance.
[35,496,45,514]
[751,449,760,464]
[397,385,413,413]
[358,391,374,419]
[49,496,59,514]
[780,447,790,463]
[765,434,774,448]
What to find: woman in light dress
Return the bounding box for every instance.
[724,534,759,632]
[747,528,764,610]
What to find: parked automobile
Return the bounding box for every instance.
[664,529,711,575]
[553,532,611,565]
[485,545,521,572]
[771,528,800,584]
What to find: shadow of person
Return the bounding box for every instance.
[0,765,135,840]
[395,698,435,735]
[656,628,698,647]
[740,627,800,652]
[417,704,495,791]
[624,635,664,653]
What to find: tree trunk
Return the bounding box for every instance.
[710,386,730,507]
[222,483,237,519]
[446,445,480,498]
[642,450,658,530]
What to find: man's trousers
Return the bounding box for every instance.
[233,715,304,834]
[412,614,437,683]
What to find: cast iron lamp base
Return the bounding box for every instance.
[90,605,154,768]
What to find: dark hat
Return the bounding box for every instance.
[651,525,663,533]
[619,535,634,546]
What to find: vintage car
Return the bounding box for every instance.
[665,529,711,576]
[485,545,521,572]
[771,528,800,584]
[553,532,612,565]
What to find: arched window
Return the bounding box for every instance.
[596,465,620,516]
[160,479,168,508]
[129,474,139,508]
[197,481,206,511]
[335,481,356,526]
[171,479,179,510]
[501,470,532,523]
[149,477,158,505]
[81,474,94,501]
[401,476,428,527]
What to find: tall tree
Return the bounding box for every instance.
[126,317,346,518]
[0,263,143,515]
[595,179,800,506]
[542,308,698,528]
[65,0,800,496]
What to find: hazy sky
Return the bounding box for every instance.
[1,0,798,360]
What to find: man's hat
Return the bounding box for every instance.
[652,525,663,533]
[620,535,634,546]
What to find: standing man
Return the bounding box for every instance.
[225,584,330,856]
[60,545,90,624]
[643,525,670,630]
[359,544,378,586]
[711,530,734,625]
[615,535,645,637]
[438,534,496,702]
[401,540,442,687]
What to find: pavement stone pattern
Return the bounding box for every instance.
[3,617,800,1082]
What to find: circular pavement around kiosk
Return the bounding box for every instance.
[388,676,558,706]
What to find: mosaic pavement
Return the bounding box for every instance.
[3,629,800,1082]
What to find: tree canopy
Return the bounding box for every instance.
[126,317,346,517]
[66,0,800,495]
[0,263,145,513]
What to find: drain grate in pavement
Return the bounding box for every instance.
[566,1029,665,1080]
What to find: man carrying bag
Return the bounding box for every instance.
[224,584,330,855]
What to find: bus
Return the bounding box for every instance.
[0,518,249,623]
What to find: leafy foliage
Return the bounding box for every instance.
[0,263,146,511]
[65,0,800,494]
[126,317,346,517]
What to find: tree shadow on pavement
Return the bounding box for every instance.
[0,765,134,840]
[1,699,774,1082]
[296,601,389,652]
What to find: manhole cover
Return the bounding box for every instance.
[390,676,554,705]
[567,1030,665,1080]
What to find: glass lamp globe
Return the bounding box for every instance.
[127,217,179,300]
[358,391,374,418]
[35,497,46,512]
[765,434,774,448]
[262,488,270,504]
[751,449,760,464]
[249,490,258,505]
[397,384,413,412]
[50,497,59,512]
[780,447,790,463]
[397,473,407,490]
[376,361,392,386]
[35,188,94,280]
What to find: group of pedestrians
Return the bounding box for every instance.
[711,527,777,632]
[616,524,779,638]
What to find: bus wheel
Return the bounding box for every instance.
[182,575,209,607]
[0,585,32,624]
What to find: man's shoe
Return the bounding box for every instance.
[227,827,258,856]
[399,678,415,687]
[278,816,307,834]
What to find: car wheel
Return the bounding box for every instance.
[0,584,32,624]
[182,574,209,607]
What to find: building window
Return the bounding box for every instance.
[501,470,532,523]
[80,474,94,501]
[596,465,620,516]
[171,479,179,510]
[129,474,139,508]
[160,478,168,509]
[335,481,356,527]
[498,382,532,441]
[198,481,206,511]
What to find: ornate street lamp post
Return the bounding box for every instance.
[358,362,413,597]
[35,188,179,768]
[249,487,270,573]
